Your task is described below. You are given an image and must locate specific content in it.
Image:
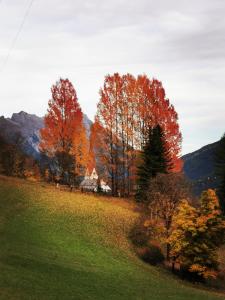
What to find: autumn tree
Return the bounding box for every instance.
[94,73,182,196]
[146,173,190,260]
[40,78,87,183]
[71,124,89,183]
[23,157,41,181]
[135,76,182,172]
[122,74,138,194]
[169,190,225,279]
[94,73,124,196]
[87,124,97,172]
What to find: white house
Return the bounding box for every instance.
[80,168,111,193]
[99,179,111,193]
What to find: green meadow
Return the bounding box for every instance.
[0,176,224,300]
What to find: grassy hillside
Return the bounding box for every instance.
[0,176,224,300]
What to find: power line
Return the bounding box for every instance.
[0,0,34,72]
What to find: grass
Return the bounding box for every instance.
[0,175,224,300]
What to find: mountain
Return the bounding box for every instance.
[182,141,220,195]
[0,111,43,159]
[0,111,92,160]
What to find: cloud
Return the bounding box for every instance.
[0,0,224,154]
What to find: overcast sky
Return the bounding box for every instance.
[0,0,224,154]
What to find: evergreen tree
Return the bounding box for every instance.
[215,134,225,214]
[135,125,172,202]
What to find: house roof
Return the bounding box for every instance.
[80,178,97,187]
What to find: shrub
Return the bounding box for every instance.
[129,215,161,247]
[129,223,149,247]
[137,243,165,266]
[129,218,147,247]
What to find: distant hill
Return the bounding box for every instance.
[182,141,220,195]
[0,111,92,160]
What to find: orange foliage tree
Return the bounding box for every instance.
[169,190,225,279]
[71,124,89,178]
[87,124,97,172]
[93,73,182,196]
[135,75,182,172]
[40,78,87,183]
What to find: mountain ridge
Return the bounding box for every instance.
[182,140,220,194]
[0,111,92,160]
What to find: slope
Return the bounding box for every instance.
[0,176,223,300]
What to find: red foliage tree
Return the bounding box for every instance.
[94,73,182,196]
[136,76,182,172]
[40,78,86,182]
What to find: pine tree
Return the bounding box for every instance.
[215,134,225,214]
[135,125,172,202]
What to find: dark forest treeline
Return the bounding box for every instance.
[0,135,41,180]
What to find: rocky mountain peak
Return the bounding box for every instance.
[0,111,92,160]
[11,111,43,130]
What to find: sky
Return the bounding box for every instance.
[0,0,224,155]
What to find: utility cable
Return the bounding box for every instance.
[0,0,34,72]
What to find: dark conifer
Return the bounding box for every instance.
[135,125,172,202]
